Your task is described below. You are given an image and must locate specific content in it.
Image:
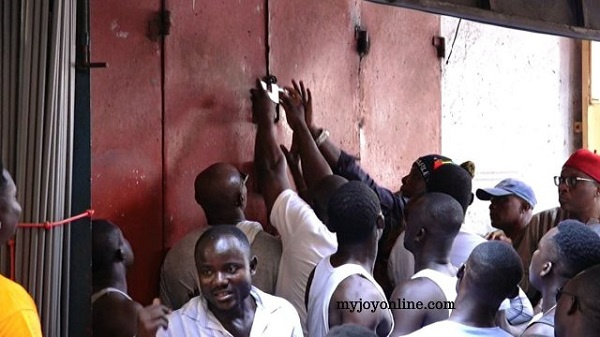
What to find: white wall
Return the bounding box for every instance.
[441,17,581,234]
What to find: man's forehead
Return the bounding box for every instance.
[198,235,249,259]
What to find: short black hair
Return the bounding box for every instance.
[554,220,600,277]
[427,163,473,214]
[326,324,378,337]
[194,225,250,266]
[409,192,464,242]
[468,241,523,301]
[327,181,381,245]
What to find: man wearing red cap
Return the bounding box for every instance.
[518,149,600,302]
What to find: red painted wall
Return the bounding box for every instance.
[91,0,440,304]
[90,0,163,304]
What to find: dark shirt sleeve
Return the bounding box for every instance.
[334,150,405,218]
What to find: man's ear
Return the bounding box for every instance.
[116,248,125,262]
[540,261,553,278]
[249,256,258,276]
[376,213,385,230]
[236,191,245,207]
[415,227,427,243]
[566,295,578,315]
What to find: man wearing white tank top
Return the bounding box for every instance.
[390,193,463,336]
[307,182,393,337]
[406,241,521,337]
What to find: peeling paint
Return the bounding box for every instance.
[110,20,129,39]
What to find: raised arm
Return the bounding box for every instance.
[280,80,332,188]
[305,102,402,218]
[252,79,291,215]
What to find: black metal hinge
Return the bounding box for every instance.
[148,10,171,41]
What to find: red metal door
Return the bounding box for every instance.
[92,0,441,305]
[162,0,268,249]
[91,0,164,304]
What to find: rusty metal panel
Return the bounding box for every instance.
[269,0,362,156]
[90,0,163,304]
[366,0,600,41]
[359,3,441,190]
[163,0,267,248]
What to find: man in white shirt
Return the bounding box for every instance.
[159,162,281,310]
[406,241,522,337]
[252,79,340,334]
[390,193,463,335]
[153,225,302,337]
[307,182,394,337]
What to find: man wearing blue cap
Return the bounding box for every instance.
[477,178,537,250]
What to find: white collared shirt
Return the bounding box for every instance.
[157,286,303,337]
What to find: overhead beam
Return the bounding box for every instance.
[365,0,600,41]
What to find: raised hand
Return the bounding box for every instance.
[292,80,313,129]
[250,78,277,125]
[280,81,306,131]
[137,298,170,337]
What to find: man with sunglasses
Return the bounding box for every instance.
[520,220,600,337]
[517,149,600,302]
[159,163,282,310]
[554,264,600,337]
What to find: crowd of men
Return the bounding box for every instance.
[93,80,600,337]
[2,78,600,337]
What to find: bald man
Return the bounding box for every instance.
[390,193,464,335]
[159,163,281,309]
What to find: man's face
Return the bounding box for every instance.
[0,170,22,245]
[400,165,426,199]
[528,228,557,291]
[403,198,424,252]
[489,195,523,230]
[118,229,135,270]
[558,167,599,215]
[197,235,254,313]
